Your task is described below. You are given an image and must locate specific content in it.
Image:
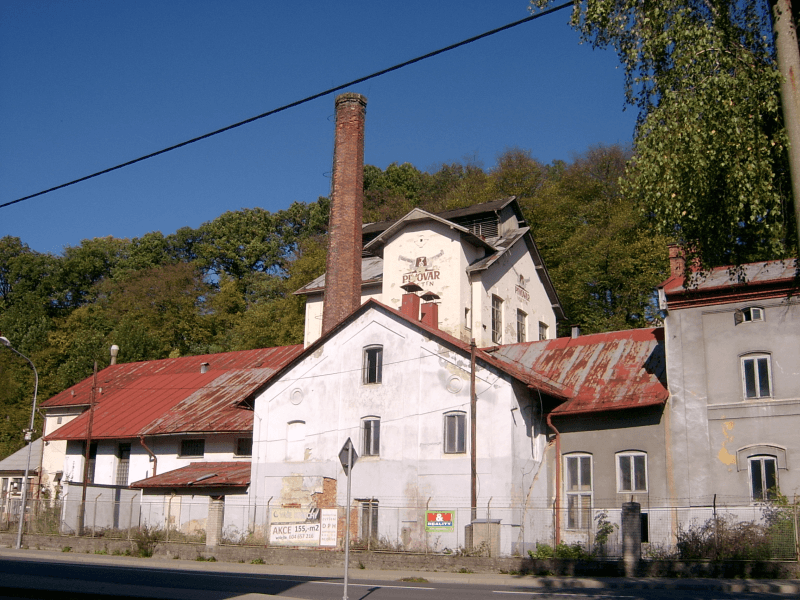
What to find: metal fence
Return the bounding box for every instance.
[4,496,798,561]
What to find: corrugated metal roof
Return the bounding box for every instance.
[490,328,667,415]
[661,259,798,295]
[129,461,250,489]
[0,438,42,472]
[294,256,384,295]
[43,345,303,441]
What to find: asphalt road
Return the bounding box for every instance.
[0,551,795,600]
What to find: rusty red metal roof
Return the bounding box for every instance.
[660,259,798,309]
[43,345,303,441]
[130,462,250,489]
[490,328,667,415]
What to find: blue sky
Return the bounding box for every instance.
[0,1,637,255]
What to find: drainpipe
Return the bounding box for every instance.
[470,339,477,523]
[138,436,157,477]
[546,412,561,546]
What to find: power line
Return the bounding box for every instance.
[1,3,573,211]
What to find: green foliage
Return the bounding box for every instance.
[532,0,797,267]
[528,542,592,560]
[593,510,618,556]
[676,514,775,560]
[132,524,164,558]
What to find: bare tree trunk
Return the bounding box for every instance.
[772,0,800,253]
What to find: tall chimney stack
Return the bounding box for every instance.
[322,92,367,335]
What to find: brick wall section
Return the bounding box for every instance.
[322,92,367,335]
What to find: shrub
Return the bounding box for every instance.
[676,514,772,561]
[132,524,164,558]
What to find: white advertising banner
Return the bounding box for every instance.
[320,508,338,546]
[269,522,321,546]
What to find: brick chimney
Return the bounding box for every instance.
[421,302,438,329]
[667,243,685,278]
[322,93,367,335]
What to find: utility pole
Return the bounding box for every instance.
[78,361,98,535]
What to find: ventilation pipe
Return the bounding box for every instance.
[200,362,210,374]
[571,325,580,339]
[110,345,119,365]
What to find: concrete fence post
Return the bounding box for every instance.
[206,496,224,548]
[621,502,641,577]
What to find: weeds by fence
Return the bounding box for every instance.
[3,495,797,561]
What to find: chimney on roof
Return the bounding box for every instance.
[571,325,581,339]
[110,345,119,365]
[400,283,422,320]
[321,92,368,335]
[200,362,210,374]
[420,291,440,329]
[668,243,685,278]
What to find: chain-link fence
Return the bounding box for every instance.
[6,495,799,561]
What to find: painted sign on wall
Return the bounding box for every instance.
[399,251,444,288]
[425,510,454,532]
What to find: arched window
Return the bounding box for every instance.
[616,451,647,493]
[443,411,466,454]
[362,416,380,456]
[286,420,306,461]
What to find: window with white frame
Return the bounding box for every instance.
[735,306,765,325]
[362,417,380,456]
[741,354,772,399]
[363,345,383,384]
[539,321,548,341]
[750,456,778,501]
[443,411,466,454]
[491,296,503,344]
[516,310,527,343]
[565,454,592,529]
[617,451,647,493]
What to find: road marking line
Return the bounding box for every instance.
[311,581,435,590]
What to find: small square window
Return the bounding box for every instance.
[180,439,205,457]
[363,346,383,384]
[236,438,253,456]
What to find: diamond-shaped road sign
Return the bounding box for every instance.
[339,437,358,475]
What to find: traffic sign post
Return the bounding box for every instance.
[339,438,358,600]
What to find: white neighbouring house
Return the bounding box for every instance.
[249,297,570,556]
[297,198,564,348]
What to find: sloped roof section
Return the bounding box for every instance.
[43,345,303,441]
[491,328,667,415]
[660,259,798,309]
[130,462,250,489]
[0,438,42,473]
[294,255,384,296]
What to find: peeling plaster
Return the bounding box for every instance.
[717,421,736,467]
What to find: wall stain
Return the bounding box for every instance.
[717,420,736,467]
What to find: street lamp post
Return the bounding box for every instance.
[0,336,39,550]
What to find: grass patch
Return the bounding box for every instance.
[399,577,428,583]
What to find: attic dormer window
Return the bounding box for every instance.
[735,307,764,325]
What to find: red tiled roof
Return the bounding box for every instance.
[130,462,250,489]
[490,328,668,415]
[43,345,303,441]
